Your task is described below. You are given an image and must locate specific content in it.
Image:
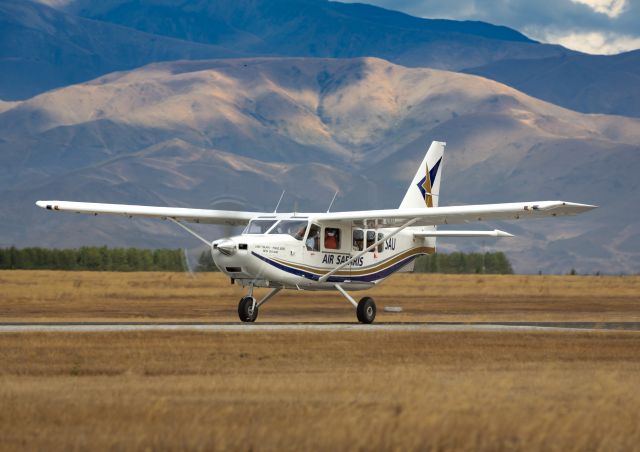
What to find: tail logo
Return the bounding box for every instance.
[416,157,442,207]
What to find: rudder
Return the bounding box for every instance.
[399,141,446,209]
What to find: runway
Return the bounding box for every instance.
[1,322,638,333]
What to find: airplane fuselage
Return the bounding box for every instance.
[212,215,436,291]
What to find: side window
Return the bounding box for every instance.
[377,233,384,253]
[353,229,364,251]
[367,230,376,253]
[324,227,340,250]
[306,224,321,252]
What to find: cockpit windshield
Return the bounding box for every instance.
[243,219,277,234]
[268,220,309,241]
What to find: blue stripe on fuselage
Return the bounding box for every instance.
[251,252,423,283]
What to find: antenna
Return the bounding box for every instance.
[273,190,285,213]
[326,190,339,213]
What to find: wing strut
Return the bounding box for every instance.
[318,217,419,283]
[168,218,212,247]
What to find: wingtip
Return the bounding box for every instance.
[564,201,598,209]
[573,202,598,212]
[35,200,46,208]
[494,229,514,237]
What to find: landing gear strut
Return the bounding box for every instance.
[335,284,376,324]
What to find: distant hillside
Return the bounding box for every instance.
[1,58,638,273]
[465,50,640,117]
[68,0,564,73]
[4,0,639,117]
[1,0,563,100]
[0,0,239,100]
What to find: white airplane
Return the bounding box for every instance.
[36,141,595,323]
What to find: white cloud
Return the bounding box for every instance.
[33,0,73,7]
[539,30,640,54]
[570,0,627,18]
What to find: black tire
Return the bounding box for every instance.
[238,296,258,322]
[356,297,376,324]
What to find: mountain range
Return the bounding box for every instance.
[0,0,638,273]
[3,0,639,117]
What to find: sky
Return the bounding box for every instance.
[345,0,640,54]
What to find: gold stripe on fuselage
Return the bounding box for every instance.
[269,246,435,277]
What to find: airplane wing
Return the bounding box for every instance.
[315,201,596,227]
[35,200,259,225]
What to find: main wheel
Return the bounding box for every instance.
[356,297,376,324]
[238,296,258,322]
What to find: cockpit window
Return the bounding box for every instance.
[244,219,277,234]
[268,220,309,241]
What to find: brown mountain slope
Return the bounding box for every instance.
[1,57,638,273]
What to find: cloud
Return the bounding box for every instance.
[342,0,640,55]
[34,0,73,7]
[542,31,640,53]
[570,0,627,18]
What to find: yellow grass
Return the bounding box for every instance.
[1,270,639,322]
[1,271,639,450]
[0,331,639,451]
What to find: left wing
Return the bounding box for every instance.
[315,200,596,227]
[35,200,260,225]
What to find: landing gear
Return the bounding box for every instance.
[357,297,376,324]
[238,296,258,322]
[334,284,376,324]
[237,287,282,323]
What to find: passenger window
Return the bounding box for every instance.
[324,228,340,250]
[353,229,364,251]
[367,230,376,252]
[377,233,384,253]
[306,224,321,252]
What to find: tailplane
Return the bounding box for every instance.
[399,141,445,209]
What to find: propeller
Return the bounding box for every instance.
[181,195,253,273]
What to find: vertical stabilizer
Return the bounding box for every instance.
[399,141,446,209]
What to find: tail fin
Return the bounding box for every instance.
[399,141,446,209]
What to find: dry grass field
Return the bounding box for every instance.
[1,270,639,322]
[1,271,639,451]
[1,331,639,451]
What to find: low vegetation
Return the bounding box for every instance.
[0,247,185,271]
[414,251,513,273]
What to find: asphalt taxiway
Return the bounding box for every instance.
[0,322,638,333]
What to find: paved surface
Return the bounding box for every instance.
[0,322,638,333]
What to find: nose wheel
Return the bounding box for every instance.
[236,287,282,323]
[238,296,258,322]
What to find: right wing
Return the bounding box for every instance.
[315,201,597,227]
[35,200,260,225]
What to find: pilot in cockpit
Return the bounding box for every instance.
[306,225,320,251]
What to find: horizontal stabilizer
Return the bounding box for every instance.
[414,229,514,238]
